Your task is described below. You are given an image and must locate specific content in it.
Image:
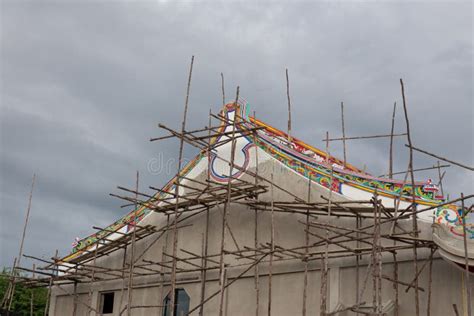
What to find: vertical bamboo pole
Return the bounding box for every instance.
[72,279,78,316]
[221,73,226,106]
[199,232,206,316]
[30,264,35,316]
[199,207,209,316]
[461,193,472,316]
[377,197,383,314]
[88,244,99,316]
[268,172,275,316]
[371,191,378,313]
[302,178,312,316]
[224,268,229,316]
[254,205,260,316]
[199,110,213,316]
[286,68,292,141]
[340,101,347,167]
[218,87,239,316]
[199,217,209,316]
[6,174,36,311]
[16,174,36,268]
[126,171,139,316]
[437,161,445,197]
[393,251,399,316]
[44,250,58,316]
[170,56,195,315]
[119,235,128,312]
[356,215,361,316]
[389,102,397,179]
[159,214,171,314]
[390,101,399,315]
[253,110,260,316]
[400,78,420,316]
[426,247,434,316]
[320,141,333,316]
[325,132,330,165]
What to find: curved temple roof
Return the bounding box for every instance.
[63,100,472,263]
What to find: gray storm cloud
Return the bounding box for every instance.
[0,1,472,267]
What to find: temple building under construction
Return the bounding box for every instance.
[3,77,473,315]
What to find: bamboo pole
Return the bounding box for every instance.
[198,232,207,316]
[371,191,378,313]
[377,196,383,314]
[325,131,329,164]
[199,109,213,316]
[267,172,275,316]
[219,87,239,316]
[320,142,333,315]
[404,144,474,171]
[159,244,168,313]
[379,164,450,178]
[16,174,36,269]
[6,174,36,311]
[87,244,99,316]
[323,133,407,142]
[253,110,260,316]
[30,264,35,316]
[389,102,397,179]
[118,234,128,311]
[400,78,420,316]
[72,279,78,316]
[43,250,58,316]
[302,177,311,316]
[341,101,347,167]
[461,193,472,316]
[426,247,434,316]
[286,68,292,141]
[170,55,194,316]
[125,171,139,316]
[221,73,225,106]
[437,161,445,197]
[356,214,361,316]
[393,251,399,316]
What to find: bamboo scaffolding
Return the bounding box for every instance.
[10,75,473,316]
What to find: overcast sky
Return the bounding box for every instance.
[0,1,472,268]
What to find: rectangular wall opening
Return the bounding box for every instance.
[100,292,115,314]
